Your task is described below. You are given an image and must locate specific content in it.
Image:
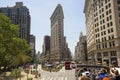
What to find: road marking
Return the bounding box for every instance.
[49,77,54,80]
[41,75,75,80]
[65,77,67,80]
[53,77,58,80]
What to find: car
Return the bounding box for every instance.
[45,63,53,67]
[71,63,76,69]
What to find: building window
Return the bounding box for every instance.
[117,0,120,4]
[103,25,105,29]
[110,22,113,26]
[105,43,107,48]
[97,53,102,57]
[104,31,106,35]
[109,9,112,14]
[104,37,106,41]
[106,11,108,15]
[110,51,117,56]
[108,29,110,34]
[106,5,108,10]
[108,36,110,40]
[118,6,120,11]
[101,32,103,36]
[106,3,111,10]
[102,14,104,18]
[119,13,120,17]
[100,20,102,24]
[103,19,105,23]
[108,28,114,34]
[112,41,115,46]
[107,17,109,21]
[106,15,112,21]
[102,43,107,48]
[102,37,106,42]
[109,41,115,47]
[105,0,110,4]
[111,34,114,39]
[109,15,112,20]
[108,3,111,8]
[109,42,112,47]
[107,22,113,27]
[103,52,108,57]
[111,28,113,32]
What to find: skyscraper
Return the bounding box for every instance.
[43,35,50,55]
[42,35,50,61]
[0,2,30,43]
[30,35,36,58]
[84,0,120,66]
[75,32,87,64]
[50,4,65,61]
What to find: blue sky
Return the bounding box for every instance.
[0,0,86,55]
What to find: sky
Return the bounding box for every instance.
[0,0,86,55]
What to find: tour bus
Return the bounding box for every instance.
[64,61,71,70]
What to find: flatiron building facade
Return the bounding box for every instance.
[50,4,65,61]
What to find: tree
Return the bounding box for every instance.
[0,13,31,71]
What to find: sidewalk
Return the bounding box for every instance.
[20,71,42,80]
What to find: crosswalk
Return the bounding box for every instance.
[41,76,74,80]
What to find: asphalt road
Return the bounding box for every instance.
[37,65,76,80]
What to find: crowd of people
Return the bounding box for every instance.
[76,65,120,80]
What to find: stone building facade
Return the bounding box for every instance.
[84,0,120,66]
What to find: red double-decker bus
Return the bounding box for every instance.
[65,61,71,70]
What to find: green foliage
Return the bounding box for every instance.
[10,69,21,78]
[0,13,32,70]
[27,78,33,80]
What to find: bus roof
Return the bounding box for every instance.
[77,64,109,69]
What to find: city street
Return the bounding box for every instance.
[22,65,75,80]
[1,0,120,80]
[41,69,75,80]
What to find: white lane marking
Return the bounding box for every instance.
[65,77,67,80]
[42,76,69,80]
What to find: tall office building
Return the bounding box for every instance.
[63,37,72,60]
[42,35,50,61]
[0,2,30,43]
[75,32,87,64]
[84,0,120,66]
[50,4,65,61]
[30,35,36,58]
[43,35,50,55]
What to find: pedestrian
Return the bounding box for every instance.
[109,68,116,80]
[95,75,100,80]
[103,75,110,80]
[108,74,116,80]
[99,68,108,80]
[114,70,120,80]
